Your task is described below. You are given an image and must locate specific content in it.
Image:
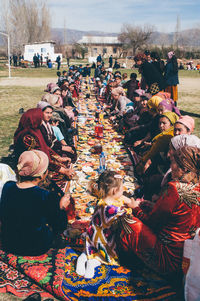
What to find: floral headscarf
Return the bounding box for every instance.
[173,146,200,175]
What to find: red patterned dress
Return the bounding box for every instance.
[119,181,200,275]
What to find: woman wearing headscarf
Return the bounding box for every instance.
[160,134,198,189]
[135,111,179,175]
[164,51,179,102]
[111,87,133,117]
[124,95,162,146]
[0,150,69,255]
[157,98,181,116]
[14,108,75,183]
[118,145,200,280]
[37,101,77,163]
[174,115,195,136]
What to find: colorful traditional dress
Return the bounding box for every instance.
[118,181,200,275]
[14,108,69,184]
[85,199,126,265]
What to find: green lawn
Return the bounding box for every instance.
[0,62,199,160]
[0,62,199,300]
[0,86,43,158]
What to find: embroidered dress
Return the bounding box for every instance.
[85,199,126,265]
[119,181,200,275]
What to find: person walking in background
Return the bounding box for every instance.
[46,54,49,66]
[94,61,102,78]
[97,54,102,63]
[33,54,38,68]
[40,54,43,66]
[164,51,179,103]
[37,53,40,67]
[13,54,18,67]
[109,55,113,68]
[56,55,61,70]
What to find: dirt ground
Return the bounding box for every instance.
[0,77,55,87]
[0,76,199,95]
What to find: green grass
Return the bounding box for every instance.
[0,86,43,158]
[1,56,199,79]
[179,69,200,78]
[0,61,199,160]
[0,63,199,300]
[178,90,200,137]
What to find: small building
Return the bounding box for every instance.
[24,41,62,62]
[78,36,122,59]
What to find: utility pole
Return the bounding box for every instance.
[174,15,180,49]
[63,17,67,45]
[0,31,11,78]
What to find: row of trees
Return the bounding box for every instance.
[70,24,200,60]
[1,1,199,59]
[1,0,51,54]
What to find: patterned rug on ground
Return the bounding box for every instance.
[62,247,177,301]
[0,247,65,299]
[0,260,53,298]
[0,246,177,300]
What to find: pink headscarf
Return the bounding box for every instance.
[176,115,195,133]
[17,150,49,177]
[44,83,57,93]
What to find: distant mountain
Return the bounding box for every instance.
[1,27,199,47]
[51,28,118,44]
[51,27,200,47]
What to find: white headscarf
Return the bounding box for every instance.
[171,134,200,150]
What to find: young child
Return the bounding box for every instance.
[49,112,75,155]
[76,170,133,278]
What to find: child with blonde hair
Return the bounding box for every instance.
[76,170,133,278]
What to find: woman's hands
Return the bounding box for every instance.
[56,155,71,164]
[135,159,152,175]
[62,146,74,154]
[60,193,70,210]
[59,167,76,179]
[64,168,76,178]
[60,156,72,164]
[123,196,141,209]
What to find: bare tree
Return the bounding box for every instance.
[2,0,51,53]
[73,43,88,59]
[119,24,154,56]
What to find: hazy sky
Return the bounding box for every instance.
[48,0,200,33]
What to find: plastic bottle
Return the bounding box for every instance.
[99,110,104,122]
[99,152,106,173]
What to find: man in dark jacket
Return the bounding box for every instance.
[56,55,61,70]
[94,61,102,78]
[82,64,91,77]
[109,55,113,68]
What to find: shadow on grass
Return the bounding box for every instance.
[180,110,200,118]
